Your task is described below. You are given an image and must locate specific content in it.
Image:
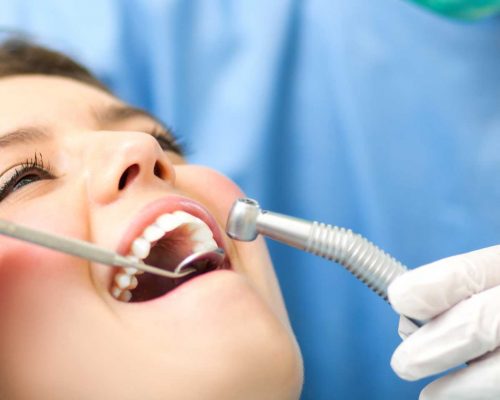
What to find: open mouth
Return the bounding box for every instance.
[110,210,225,302]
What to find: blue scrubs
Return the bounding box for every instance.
[2,1,500,398]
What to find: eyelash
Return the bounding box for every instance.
[148,126,185,155]
[0,152,54,202]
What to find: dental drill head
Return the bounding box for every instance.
[226,198,261,241]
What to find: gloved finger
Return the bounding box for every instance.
[388,245,500,321]
[391,284,500,380]
[419,348,500,400]
[397,315,420,340]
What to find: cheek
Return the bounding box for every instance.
[174,165,246,222]
[0,237,88,328]
[0,224,92,394]
[174,165,289,314]
[0,200,88,294]
[0,195,90,349]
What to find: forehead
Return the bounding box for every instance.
[0,75,121,130]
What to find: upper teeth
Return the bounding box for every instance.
[111,210,218,301]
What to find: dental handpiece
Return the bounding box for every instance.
[225,198,408,302]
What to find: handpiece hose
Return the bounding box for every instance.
[226,198,408,301]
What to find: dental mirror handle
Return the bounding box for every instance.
[0,219,195,278]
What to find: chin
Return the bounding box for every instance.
[118,270,304,400]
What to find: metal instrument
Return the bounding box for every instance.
[0,219,225,278]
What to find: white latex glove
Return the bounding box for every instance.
[388,245,500,400]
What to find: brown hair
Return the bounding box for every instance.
[0,38,110,92]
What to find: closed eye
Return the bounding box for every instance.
[147,125,185,156]
[93,104,187,157]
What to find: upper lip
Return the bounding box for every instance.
[115,195,226,258]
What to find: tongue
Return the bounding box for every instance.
[130,237,194,302]
[131,273,177,301]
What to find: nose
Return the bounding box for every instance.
[85,131,176,204]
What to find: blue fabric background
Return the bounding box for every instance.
[2,0,500,398]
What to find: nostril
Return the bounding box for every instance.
[153,161,164,179]
[118,164,140,190]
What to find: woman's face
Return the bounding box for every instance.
[0,75,303,399]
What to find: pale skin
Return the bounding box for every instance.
[0,75,303,399]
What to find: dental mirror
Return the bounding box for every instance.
[174,247,226,275]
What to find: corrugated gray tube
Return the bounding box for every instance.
[305,222,407,301]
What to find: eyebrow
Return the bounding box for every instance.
[95,104,159,125]
[95,104,174,137]
[0,126,51,148]
[0,105,184,154]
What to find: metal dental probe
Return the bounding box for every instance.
[225,198,409,302]
[0,219,225,278]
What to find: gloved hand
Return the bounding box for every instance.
[388,245,500,399]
